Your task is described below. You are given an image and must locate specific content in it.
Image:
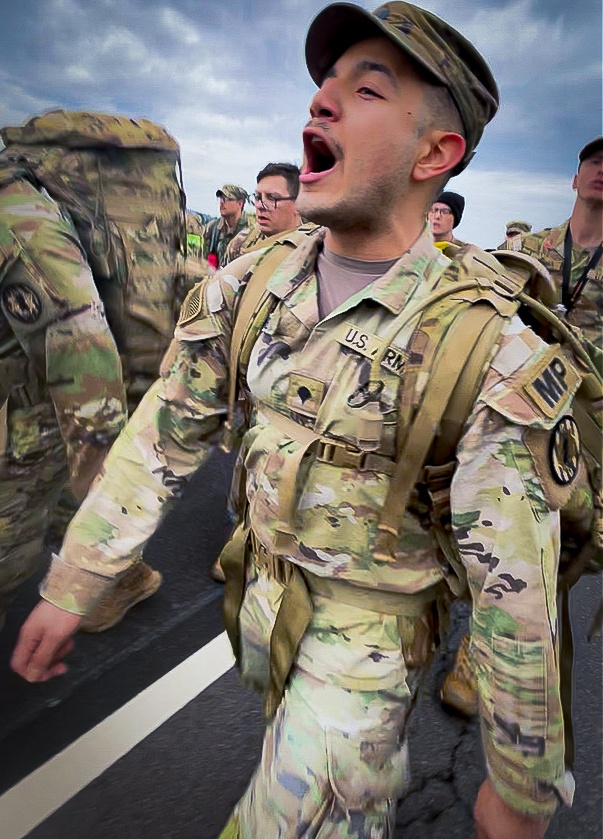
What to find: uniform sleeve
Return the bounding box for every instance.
[450,319,579,817]
[40,264,251,614]
[0,186,126,499]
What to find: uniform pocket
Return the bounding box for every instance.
[326,726,409,813]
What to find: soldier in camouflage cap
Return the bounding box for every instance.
[506,219,532,238]
[13,4,577,839]
[202,184,250,268]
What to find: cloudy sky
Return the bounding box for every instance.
[1,0,600,246]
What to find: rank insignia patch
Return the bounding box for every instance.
[2,284,42,323]
[549,416,581,486]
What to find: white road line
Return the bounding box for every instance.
[0,631,235,839]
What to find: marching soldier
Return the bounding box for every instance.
[12,5,582,839]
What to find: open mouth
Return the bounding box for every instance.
[301,130,338,178]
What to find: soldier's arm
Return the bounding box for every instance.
[451,318,580,821]
[39,255,260,616]
[0,184,126,499]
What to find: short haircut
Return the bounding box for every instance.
[256,162,301,199]
[419,85,465,199]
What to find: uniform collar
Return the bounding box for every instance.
[265,225,449,316]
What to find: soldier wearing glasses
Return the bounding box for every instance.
[429,190,467,248]
[226,163,303,263]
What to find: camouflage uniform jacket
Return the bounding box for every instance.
[225,224,304,263]
[42,229,576,815]
[501,219,602,348]
[202,214,249,268]
[0,179,127,497]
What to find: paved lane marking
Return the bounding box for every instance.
[0,631,234,839]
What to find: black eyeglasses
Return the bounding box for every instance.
[429,207,452,216]
[253,192,295,211]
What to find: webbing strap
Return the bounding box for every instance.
[559,585,575,769]
[224,243,295,444]
[303,572,440,616]
[374,304,505,561]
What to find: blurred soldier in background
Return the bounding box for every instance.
[202,184,249,268]
[0,110,189,631]
[0,171,127,632]
[428,190,467,247]
[503,137,602,347]
[500,219,532,249]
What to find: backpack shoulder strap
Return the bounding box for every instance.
[373,245,546,565]
[223,228,318,448]
[374,301,506,566]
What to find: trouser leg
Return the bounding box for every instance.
[0,420,67,628]
[229,669,413,839]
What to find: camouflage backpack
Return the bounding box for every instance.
[0,110,187,410]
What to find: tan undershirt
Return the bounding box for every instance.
[316,246,399,319]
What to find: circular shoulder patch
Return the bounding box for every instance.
[549,415,581,486]
[2,283,42,323]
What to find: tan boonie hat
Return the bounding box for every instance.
[305,2,499,173]
[506,220,532,235]
[216,183,248,200]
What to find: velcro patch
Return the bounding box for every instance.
[549,416,581,486]
[334,321,407,377]
[177,284,203,326]
[2,283,42,323]
[523,347,580,419]
[286,373,326,415]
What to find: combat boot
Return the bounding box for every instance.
[79,560,162,633]
[440,634,478,717]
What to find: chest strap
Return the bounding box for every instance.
[258,405,395,543]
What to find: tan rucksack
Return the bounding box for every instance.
[0,109,187,409]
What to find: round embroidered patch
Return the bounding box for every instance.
[2,283,42,323]
[549,416,581,486]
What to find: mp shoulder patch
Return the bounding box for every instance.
[523,346,580,419]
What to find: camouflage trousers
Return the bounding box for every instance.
[0,404,67,628]
[221,561,429,838]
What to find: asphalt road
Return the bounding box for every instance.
[0,451,601,838]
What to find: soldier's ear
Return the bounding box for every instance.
[412,131,465,183]
[571,173,578,191]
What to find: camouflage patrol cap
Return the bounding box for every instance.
[506,220,532,235]
[216,183,248,201]
[305,2,499,173]
[578,136,603,164]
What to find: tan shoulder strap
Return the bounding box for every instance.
[374,302,506,562]
[223,239,298,448]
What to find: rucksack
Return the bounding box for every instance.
[0,110,187,409]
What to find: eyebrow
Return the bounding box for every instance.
[323,59,400,89]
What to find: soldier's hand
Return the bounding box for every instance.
[11,601,81,682]
[475,779,550,839]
